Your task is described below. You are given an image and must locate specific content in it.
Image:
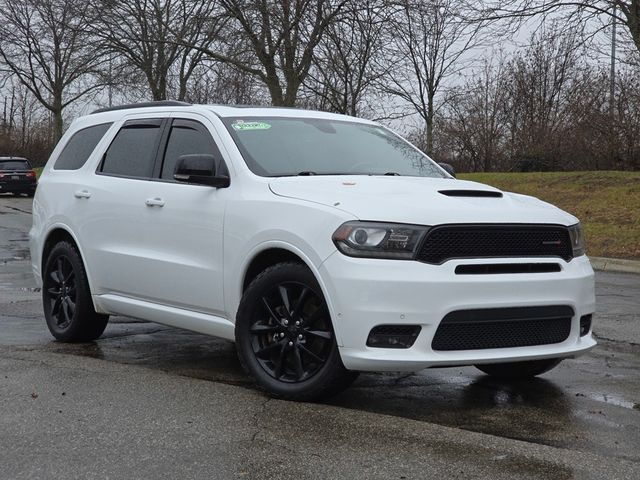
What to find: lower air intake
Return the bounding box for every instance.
[432,305,573,351]
[367,325,421,349]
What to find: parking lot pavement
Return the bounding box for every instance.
[1,195,639,479]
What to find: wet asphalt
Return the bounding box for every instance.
[1,195,639,479]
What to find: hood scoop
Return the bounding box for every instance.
[438,189,503,198]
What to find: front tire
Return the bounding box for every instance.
[42,241,109,342]
[236,262,358,401]
[475,358,562,380]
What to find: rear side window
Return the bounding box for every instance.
[0,160,30,170]
[100,120,163,178]
[54,123,112,170]
[161,119,224,180]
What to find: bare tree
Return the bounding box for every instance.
[305,0,388,116]
[189,0,350,106]
[94,0,225,101]
[0,79,54,164]
[439,57,510,171]
[612,67,640,169]
[475,1,640,54]
[186,61,266,105]
[384,0,487,155]
[0,0,104,141]
[503,30,590,170]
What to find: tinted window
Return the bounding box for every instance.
[101,120,162,178]
[222,117,445,178]
[0,160,30,170]
[54,123,112,170]
[161,120,223,180]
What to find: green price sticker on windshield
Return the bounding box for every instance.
[232,121,272,131]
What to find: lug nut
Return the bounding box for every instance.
[295,321,300,326]
[280,332,285,338]
[283,319,288,326]
[288,341,293,346]
[298,334,303,340]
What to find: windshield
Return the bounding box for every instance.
[222,117,445,178]
[0,160,30,170]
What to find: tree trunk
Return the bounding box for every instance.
[426,94,434,156]
[52,94,64,143]
[626,1,640,53]
[283,79,300,107]
[266,72,285,106]
[178,77,188,101]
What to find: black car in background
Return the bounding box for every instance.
[0,157,37,196]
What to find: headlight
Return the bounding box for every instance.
[568,223,586,257]
[332,221,429,259]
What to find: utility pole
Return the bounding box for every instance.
[609,3,617,169]
[610,3,616,119]
[108,54,113,108]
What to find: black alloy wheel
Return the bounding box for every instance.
[250,281,333,383]
[236,262,358,400]
[43,241,109,342]
[45,254,77,330]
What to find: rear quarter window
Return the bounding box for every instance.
[54,123,113,170]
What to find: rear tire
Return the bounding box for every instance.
[236,262,358,401]
[475,358,561,380]
[42,241,109,342]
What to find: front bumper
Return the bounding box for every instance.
[319,253,596,372]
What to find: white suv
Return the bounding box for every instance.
[30,101,596,400]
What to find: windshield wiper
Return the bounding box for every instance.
[297,171,317,176]
[383,172,401,176]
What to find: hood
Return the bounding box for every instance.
[268,176,577,226]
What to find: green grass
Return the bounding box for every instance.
[34,167,43,178]
[459,171,640,260]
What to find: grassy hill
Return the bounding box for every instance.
[460,171,640,260]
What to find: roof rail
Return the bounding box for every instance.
[91,100,191,114]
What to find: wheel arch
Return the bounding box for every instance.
[237,243,343,346]
[242,247,306,293]
[40,225,98,301]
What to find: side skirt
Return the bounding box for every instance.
[93,294,236,341]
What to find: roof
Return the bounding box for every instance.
[85,101,372,124]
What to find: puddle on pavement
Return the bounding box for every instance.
[44,321,252,387]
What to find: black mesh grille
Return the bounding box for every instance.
[432,306,573,351]
[454,263,561,275]
[416,225,573,264]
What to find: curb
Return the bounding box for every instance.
[589,256,640,274]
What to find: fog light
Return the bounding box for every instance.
[579,314,592,336]
[366,325,421,349]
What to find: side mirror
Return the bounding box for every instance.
[438,162,456,178]
[174,154,230,188]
